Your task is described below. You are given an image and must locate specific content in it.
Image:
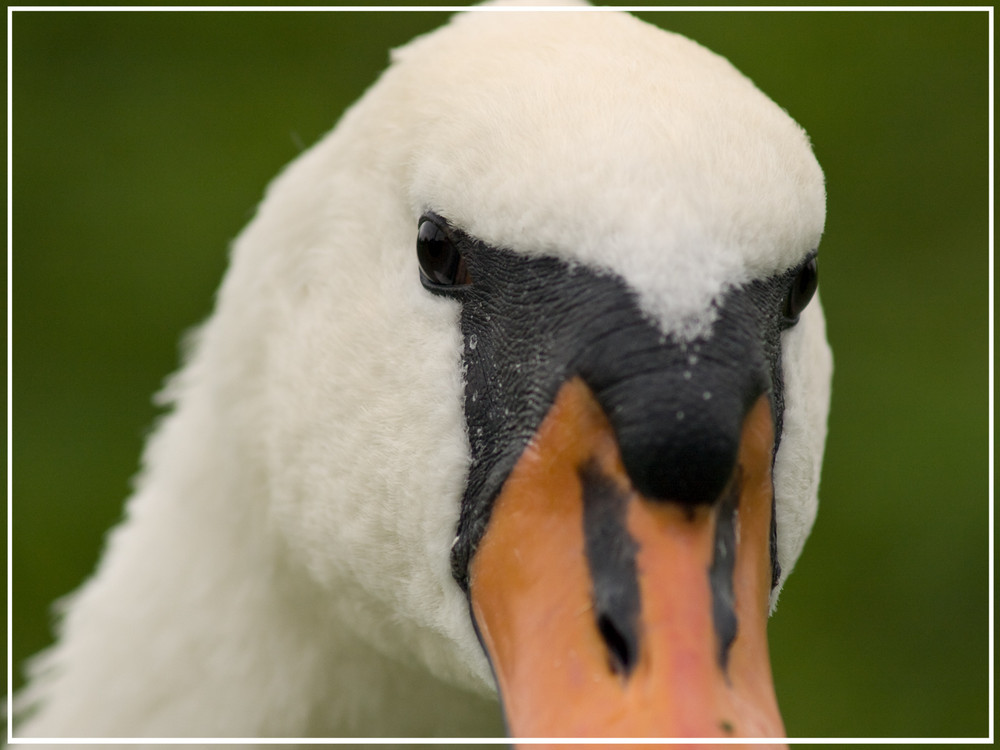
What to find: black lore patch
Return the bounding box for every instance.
[579,460,641,677]
[417,214,802,593]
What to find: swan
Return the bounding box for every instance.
[16,4,832,741]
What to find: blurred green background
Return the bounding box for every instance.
[10,7,989,739]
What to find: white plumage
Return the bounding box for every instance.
[18,4,831,740]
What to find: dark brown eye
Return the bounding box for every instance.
[417,217,471,288]
[784,257,818,322]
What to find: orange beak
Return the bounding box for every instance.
[468,377,786,743]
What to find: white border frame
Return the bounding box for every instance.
[6,4,994,745]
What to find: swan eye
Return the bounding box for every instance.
[417,216,471,288]
[783,257,818,323]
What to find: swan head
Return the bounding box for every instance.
[209,5,830,739]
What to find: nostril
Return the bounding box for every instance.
[597,610,635,676]
[580,460,642,679]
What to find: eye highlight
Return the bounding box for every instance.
[783,257,818,323]
[417,215,471,288]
